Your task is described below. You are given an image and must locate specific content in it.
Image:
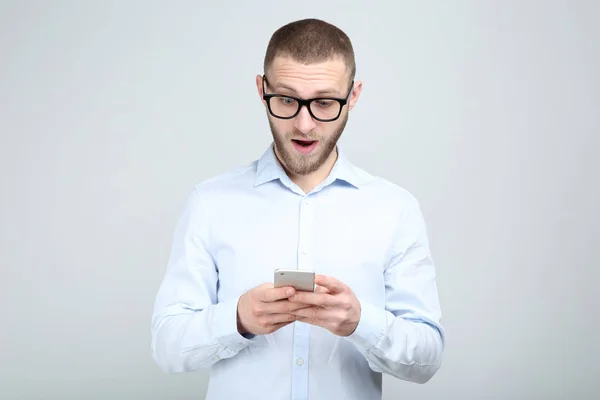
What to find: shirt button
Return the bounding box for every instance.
[302,249,308,255]
[296,358,304,366]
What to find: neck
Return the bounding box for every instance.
[282,149,339,194]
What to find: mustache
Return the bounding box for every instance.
[287,130,320,140]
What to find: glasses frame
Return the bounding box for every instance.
[261,75,354,122]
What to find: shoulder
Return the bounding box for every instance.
[350,165,430,244]
[192,160,258,197]
[174,160,257,227]
[351,163,421,210]
[175,160,259,216]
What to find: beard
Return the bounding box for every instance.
[268,112,348,176]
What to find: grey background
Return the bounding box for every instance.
[1,1,598,399]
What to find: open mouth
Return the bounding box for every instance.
[291,139,318,154]
[292,139,317,147]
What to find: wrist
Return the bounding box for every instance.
[237,311,248,334]
[236,293,250,335]
[344,299,386,351]
[236,312,256,339]
[349,302,361,335]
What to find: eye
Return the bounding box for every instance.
[277,97,296,106]
[315,100,333,108]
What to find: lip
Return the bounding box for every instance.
[291,139,319,155]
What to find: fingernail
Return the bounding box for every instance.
[287,289,294,296]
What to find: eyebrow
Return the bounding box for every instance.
[272,82,342,97]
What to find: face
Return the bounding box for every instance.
[257,56,362,176]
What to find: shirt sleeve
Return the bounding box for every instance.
[344,195,445,384]
[151,187,253,373]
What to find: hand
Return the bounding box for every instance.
[237,283,311,336]
[288,275,361,337]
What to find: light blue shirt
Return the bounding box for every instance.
[151,144,445,400]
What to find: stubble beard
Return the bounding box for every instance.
[268,113,348,176]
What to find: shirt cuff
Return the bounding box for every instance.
[210,295,255,353]
[344,299,387,352]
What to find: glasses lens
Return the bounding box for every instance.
[268,96,342,121]
[269,96,299,118]
[310,99,341,121]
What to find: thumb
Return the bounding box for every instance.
[314,285,330,294]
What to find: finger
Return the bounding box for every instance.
[262,286,296,302]
[314,275,346,293]
[314,285,330,294]
[269,300,312,314]
[268,320,295,332]
[262,313,297,325]
[264,300,312,315]
[292,307,332,326]
[294,316,318,326]
[290,306,327,320]
[289,291,340,307]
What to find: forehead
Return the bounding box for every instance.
[267,56,349,96]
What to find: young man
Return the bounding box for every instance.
[151,18,445,400]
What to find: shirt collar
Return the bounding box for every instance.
[254,143,362,190]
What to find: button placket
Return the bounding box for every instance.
[297,197,314,267]
[290,195,315,399]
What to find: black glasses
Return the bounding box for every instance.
[262,75,353,122]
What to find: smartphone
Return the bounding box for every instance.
[274,269,315,292]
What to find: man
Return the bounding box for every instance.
[151,18,444,400]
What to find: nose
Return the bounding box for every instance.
[293,104,317,134]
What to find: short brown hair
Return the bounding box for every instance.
[263,18,356,82]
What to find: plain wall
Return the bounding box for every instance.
[1,1,598,399]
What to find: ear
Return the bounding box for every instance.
[348,80,363,111]
[256,74,265,103]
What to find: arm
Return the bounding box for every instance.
[151,188,252,373]
[345,196,445,384]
